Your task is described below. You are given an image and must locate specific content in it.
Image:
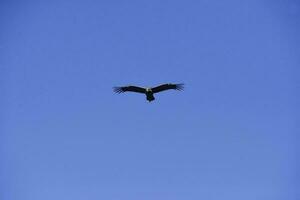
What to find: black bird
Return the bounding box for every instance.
[113,83,184,102]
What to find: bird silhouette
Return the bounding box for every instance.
[113,83,184,102]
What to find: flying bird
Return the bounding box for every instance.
[113,83,184,102]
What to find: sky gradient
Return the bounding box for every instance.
[1,1,299,200]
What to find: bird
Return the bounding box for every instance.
[113,83,184,102]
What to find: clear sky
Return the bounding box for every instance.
[1,1,299,200]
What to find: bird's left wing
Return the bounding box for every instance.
[152,83,184,93]
[113,85,146,94]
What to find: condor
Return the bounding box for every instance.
[113,83,184,102]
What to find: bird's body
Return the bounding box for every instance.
[113,83,184,102]
[145,88,155,102]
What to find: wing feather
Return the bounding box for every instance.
[152,83,184,93]
[113,86,146,94]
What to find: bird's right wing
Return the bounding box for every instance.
[113,86,146,94]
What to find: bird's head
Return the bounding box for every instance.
[146,88,152,93]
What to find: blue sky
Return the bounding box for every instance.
[1,1,299,199]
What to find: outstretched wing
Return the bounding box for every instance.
[113,85,146,94]
[152,83,184,93]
